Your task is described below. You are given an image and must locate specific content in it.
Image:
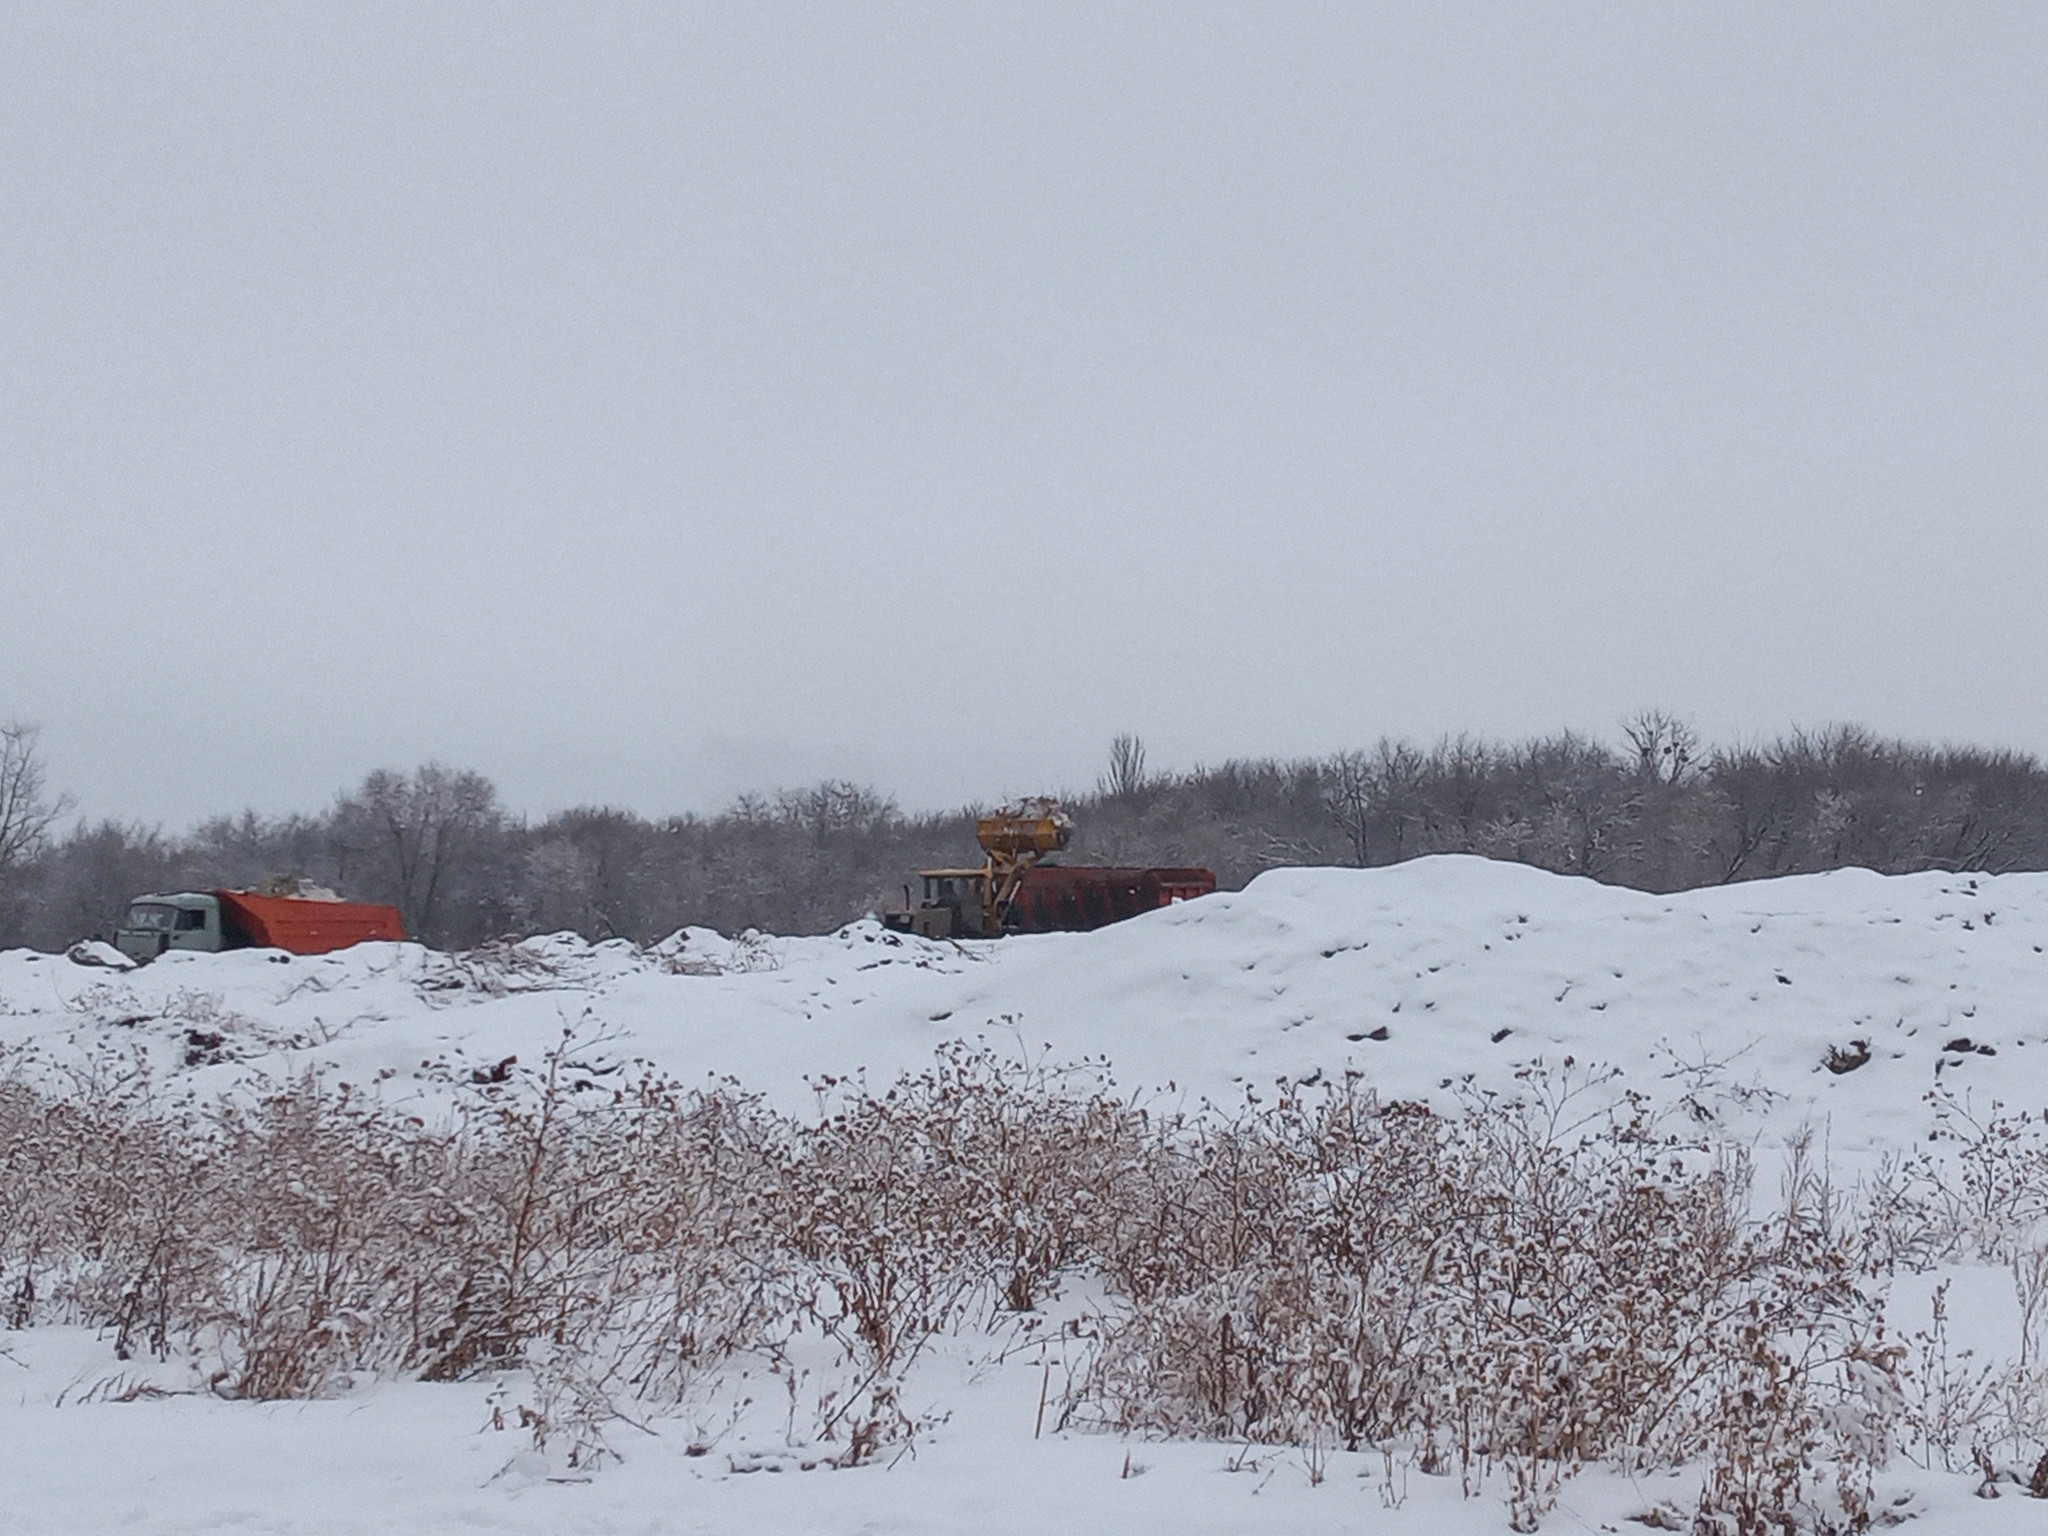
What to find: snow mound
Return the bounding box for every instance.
[0,855,2041,1162]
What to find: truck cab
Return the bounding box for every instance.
[117,893,226,961]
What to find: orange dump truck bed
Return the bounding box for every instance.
[215,891,406,955]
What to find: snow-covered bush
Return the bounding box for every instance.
[0,1041,2041,1525]
[1077,1069,1898,1532]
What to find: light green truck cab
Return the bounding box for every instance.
[116,894,227,961]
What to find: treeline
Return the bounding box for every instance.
[3,713,2047,950]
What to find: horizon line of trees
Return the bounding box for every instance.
[2,712,2046,952]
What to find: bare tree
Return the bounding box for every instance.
[1323,750,1375,867]
[1367,739,1427,859]
[0,720,71,877]
[1100,734,1148,800]
[332,764,502,942]
[776,781,900,843]
[1428,733,1497,847]
[24,819,190,949]
[1621,709,1699,787]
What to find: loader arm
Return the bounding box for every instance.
[973,799,1074,935]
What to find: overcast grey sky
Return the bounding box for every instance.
[4,3,2045,828]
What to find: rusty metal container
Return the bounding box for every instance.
[216,891,406,954]
[1003,866,1217,934]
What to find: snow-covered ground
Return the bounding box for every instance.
[4,855,2046,1532]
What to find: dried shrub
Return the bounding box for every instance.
[1079,1068,1898,1533]
[0,1039,2040,1520]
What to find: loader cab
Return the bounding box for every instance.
[116,893,225,962]
[881,869,996,940]
[922,873,978,910]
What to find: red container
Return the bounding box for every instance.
[216,891,406,954]
[1005,866,1216,934]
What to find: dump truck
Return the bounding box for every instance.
[882,799,1215,939]
[115,888,406,962]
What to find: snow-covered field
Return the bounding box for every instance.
[4,855,2046,1533]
